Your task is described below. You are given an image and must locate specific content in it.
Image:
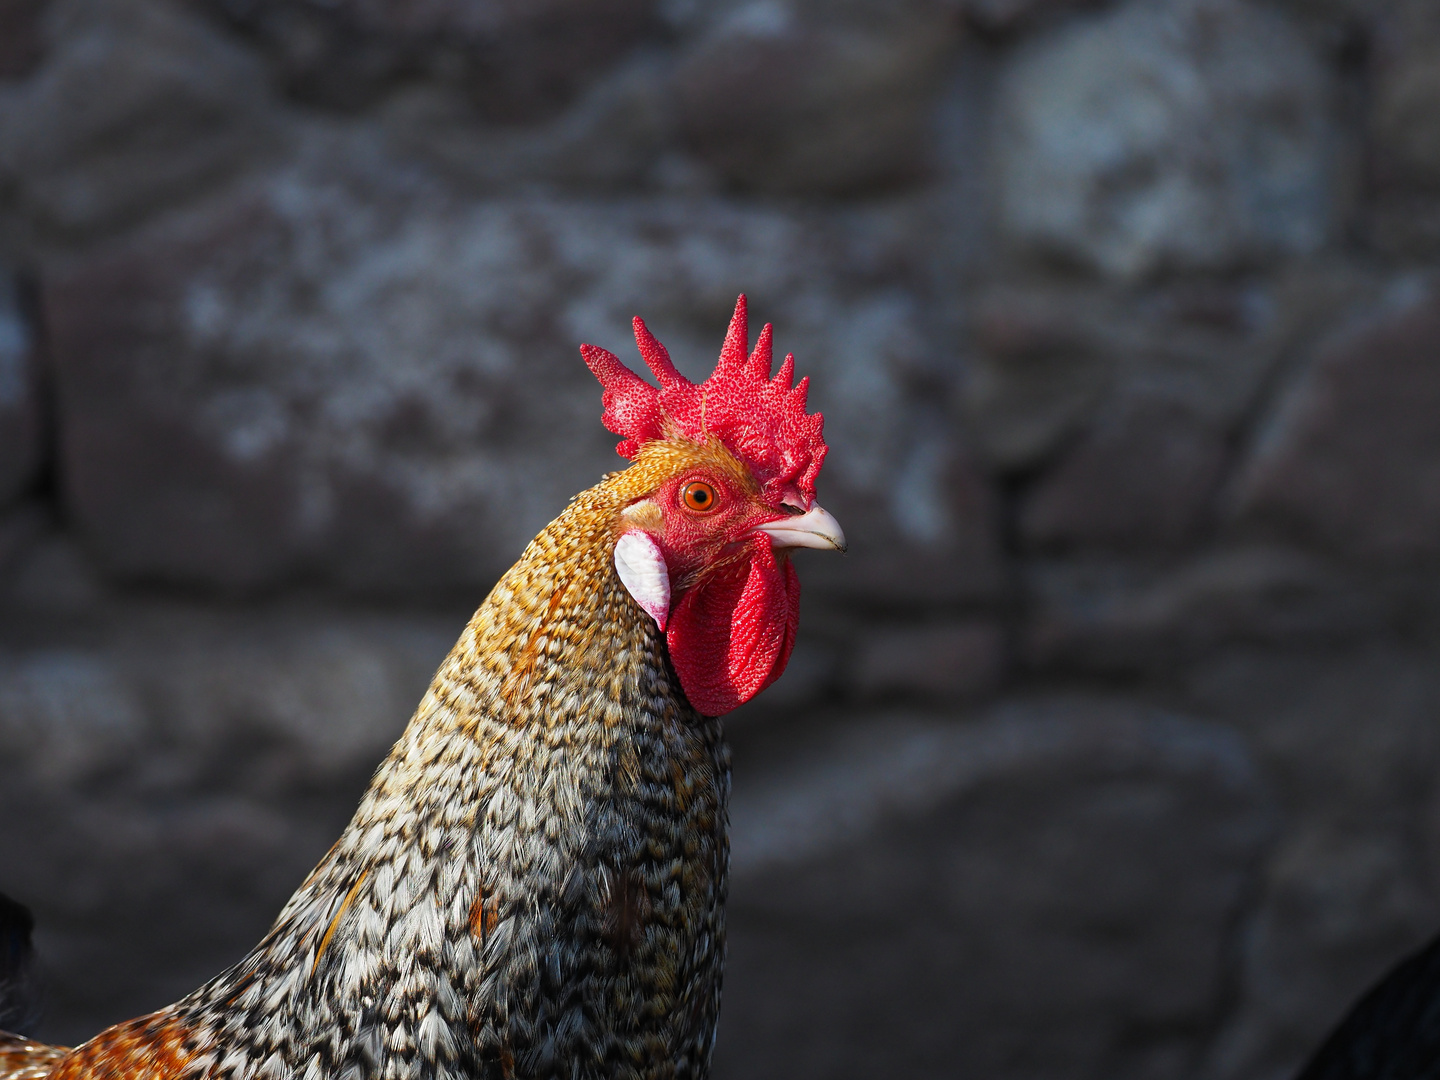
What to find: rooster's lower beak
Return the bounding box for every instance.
[754,505,847,553]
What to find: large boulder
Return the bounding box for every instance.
[1209,827,1440,1080]
[1019,387,1227,551]
[44,150,1001,601]
[0,0,46,79]
[1185,646,1440,1080]
[959,0,1102,36]
[1367,0,1440,250]
[1234,286,1440,564]
[716,699,1274,1080]
[0,0,280,241]
[962,280,1281,472]
[671,0,958,194]
[1025,548,1387,673]
[993,0,1337,279]
[1372,0,1440,192]
[203,0,658,118]
[376,52,670,194]
[846,619,1005,701]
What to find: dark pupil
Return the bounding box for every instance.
[690,486,710,506]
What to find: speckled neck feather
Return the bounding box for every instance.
[23,454,732,1080]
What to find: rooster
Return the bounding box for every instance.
[0,295,845,1080]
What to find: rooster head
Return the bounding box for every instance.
[580,295,845,716]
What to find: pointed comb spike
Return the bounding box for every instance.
[773,353,795,389]
[632,317,687,388]
[581,298,828,497]
[580,342,663,458]
[580,343,641,389]
[716,294,749,374]
[748,323,774,379]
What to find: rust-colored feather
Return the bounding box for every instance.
[47,1013,194,1080]
[0,1033,67,1080]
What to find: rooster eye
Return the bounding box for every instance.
[681,481,717,513]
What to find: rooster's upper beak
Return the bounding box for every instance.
[753,504,847,553]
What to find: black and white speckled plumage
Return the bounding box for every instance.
[23,451,733,1080]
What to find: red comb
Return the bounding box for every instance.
[580,295,828,501]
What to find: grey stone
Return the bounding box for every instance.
[1366,1,1440,250]
[1183,647,1440,1079]
[0,0,46,79]
[1373,1,1440,191]
[958,0,1101,35]
[1026,547,1389,672]
[43,150,999,600]
[205,0,658,118]
[1206,826,1440,1080]
[0,601,457,1043]
[1234,284,1440,564]
[1020,389,1227,551]
[0,270,41,506]
[376,51,670,193]
[671,1,958,194]
[993,0,1337,279]
[847,619,1005,700]
[964,284,1119,469]
[802,425,1004,605]
[0,502,47,585]
[0,528,105,613]
[717,699,1273,1080]
[0,0,280,240]
[1183,646,1440,822]
[962,280,1280,471]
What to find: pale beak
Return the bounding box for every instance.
[754,504,848,553]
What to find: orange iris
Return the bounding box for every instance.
[682,481,717,512]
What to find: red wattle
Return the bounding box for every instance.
[666,536,800,716]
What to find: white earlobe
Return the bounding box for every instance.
[614,530,671,631]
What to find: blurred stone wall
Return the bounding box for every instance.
[1,0,1439,1078]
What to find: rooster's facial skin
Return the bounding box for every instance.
[583,294,844,716]
[612,436,845,716]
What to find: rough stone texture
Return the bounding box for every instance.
[803,427,1004,605]
[44,153,1000,600]
[671,2,958,195]
[0,503,46,582]
[0,0,279,240]
[0,0,1438,1073]
[1235,285,1440,565]
[958,0,1101,36]
[205,0,658,118]
[962,280,1279,471]
[0,526,105,613]
[0,600,458,1044]
[1025,548,1390,673]
[847,620,1005,700]
[994,0,1336,279]
[1366,1,1440,250]
[717,700,1274,1080]
[0,0,47,80]
[1183,648,1440,1080]
[376,52,670,193]
[1020,389,1228,551]
[1208,826,1439,1080]
[0,270,42,507]
[1373,0,1440,192]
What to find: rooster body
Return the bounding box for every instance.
[0,298,842,1080]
